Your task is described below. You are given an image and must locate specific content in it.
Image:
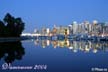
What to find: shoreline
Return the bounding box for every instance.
[0,36,33,42]
[0,35,108,42]
[0,37,26,42]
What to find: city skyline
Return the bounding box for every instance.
[28,20,108,37]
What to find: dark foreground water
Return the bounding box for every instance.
[0,39,108,72]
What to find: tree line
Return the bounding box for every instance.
[0,13,25,37]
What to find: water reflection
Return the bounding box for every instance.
[34,39,108,53]
[0,41,25,63]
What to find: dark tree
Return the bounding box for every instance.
[0,20,5,37]
[0,13,25,37]
[14,18,25,37]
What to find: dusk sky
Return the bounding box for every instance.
[0,0,108,32]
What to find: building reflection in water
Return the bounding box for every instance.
[34,39,108,53]
[0,41,25,63]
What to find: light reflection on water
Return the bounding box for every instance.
[0,39,108,72]
[34,39,108,53]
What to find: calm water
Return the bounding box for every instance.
[0,39,108,72]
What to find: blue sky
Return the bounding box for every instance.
[0,0,108,32]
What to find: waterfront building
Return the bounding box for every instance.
[72,21,79,34]
[68,24,73,35]
[33,20,108,38]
